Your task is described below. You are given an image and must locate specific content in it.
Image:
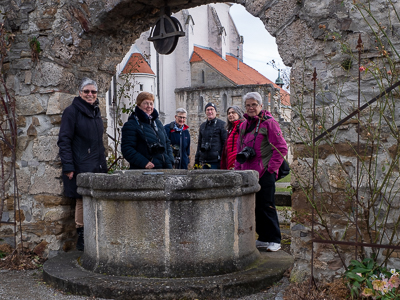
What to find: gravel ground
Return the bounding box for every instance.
[0,268,290,300]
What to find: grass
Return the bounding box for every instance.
[276,172,291,193]
[277,173,291,183]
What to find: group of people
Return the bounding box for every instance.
[58,78,288,253]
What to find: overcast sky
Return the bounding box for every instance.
[229,4,286,84]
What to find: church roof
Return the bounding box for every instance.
[121,53,154,75]
[190,46,290,106]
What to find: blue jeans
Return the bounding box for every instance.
[202,162,220,169]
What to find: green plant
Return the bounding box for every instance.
[29,36,41,62]
[107,53,149,172]
[340,58,353,70]
[345,258,400,299]
[0,250,6,258]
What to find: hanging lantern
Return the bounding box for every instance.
[148,7,185,55]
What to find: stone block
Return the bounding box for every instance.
[27,124,37,136]
[33,240,49,256]
[49,115,62,125]
[16,169,31,194]
[12,58,32,70]
[29,165,63,195]
[20,51,31,58]
[44,206,73,222]
[0,227,13,236]
[15,94,45,116]
[32,117,40,126]
[17,115,26,127]
[5,197,14,210]
[1,211,10,222]
[46,92,74,115]
[31,61,64,87]
[22,220,67,237]
[37,19,53,30]
[32,136,59,161]
[15,209,25,222]
[34,194,73,208]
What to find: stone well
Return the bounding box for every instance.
[43,169,294,299]
[77,169,261,278]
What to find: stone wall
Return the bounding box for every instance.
[191,61,235,87]
[1,0,398,283]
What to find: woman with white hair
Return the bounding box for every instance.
[235,92,288,252]
[57,77,107,251]
[164,108,191,169]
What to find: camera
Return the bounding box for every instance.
[148,142,165,155]
[200,142,211,152]
[171,144,180,158]
[236,147,256,164]
[171,145,181,168]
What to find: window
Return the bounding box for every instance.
[201,70,205,84]
[140,84,143,91]
[199,96,204,113]
[222,93,227,112]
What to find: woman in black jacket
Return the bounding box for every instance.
[57,77,107,251]
[121,92,174,169]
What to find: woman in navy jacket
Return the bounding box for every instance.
[57,77,107,251]
[164,108,190,169]
[121,92,174,169]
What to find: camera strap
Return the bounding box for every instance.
[240,118,262,149]
[133,114,162,149]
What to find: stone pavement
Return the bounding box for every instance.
[0,266,291,300]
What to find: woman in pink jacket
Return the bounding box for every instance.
[235,92,288,252]
[220,106,244,170]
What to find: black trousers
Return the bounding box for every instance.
[256,171,281,243]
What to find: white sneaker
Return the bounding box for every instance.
[267,242,281,252]
[256,240,270,249]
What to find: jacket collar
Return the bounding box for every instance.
[131,105,159,124]
[171,122,189,132]
[243,110,270,122]
[206,118,217,125]
[72,96,99,118]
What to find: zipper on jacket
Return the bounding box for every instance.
[231,131,237,152]
[179,130,183,169]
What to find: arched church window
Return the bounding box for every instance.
[199,96,204,113]
[222,93,227,112]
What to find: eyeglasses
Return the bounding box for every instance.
[176,116,187,119]
[141,101,154,107]
[245,103,259,109]
[82,90,97,95]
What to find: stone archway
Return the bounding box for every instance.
[2,0,397,281]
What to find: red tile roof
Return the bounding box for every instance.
[190,46,290,106]
[121,53,154,75]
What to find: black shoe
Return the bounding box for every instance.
[76,227,84,251]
